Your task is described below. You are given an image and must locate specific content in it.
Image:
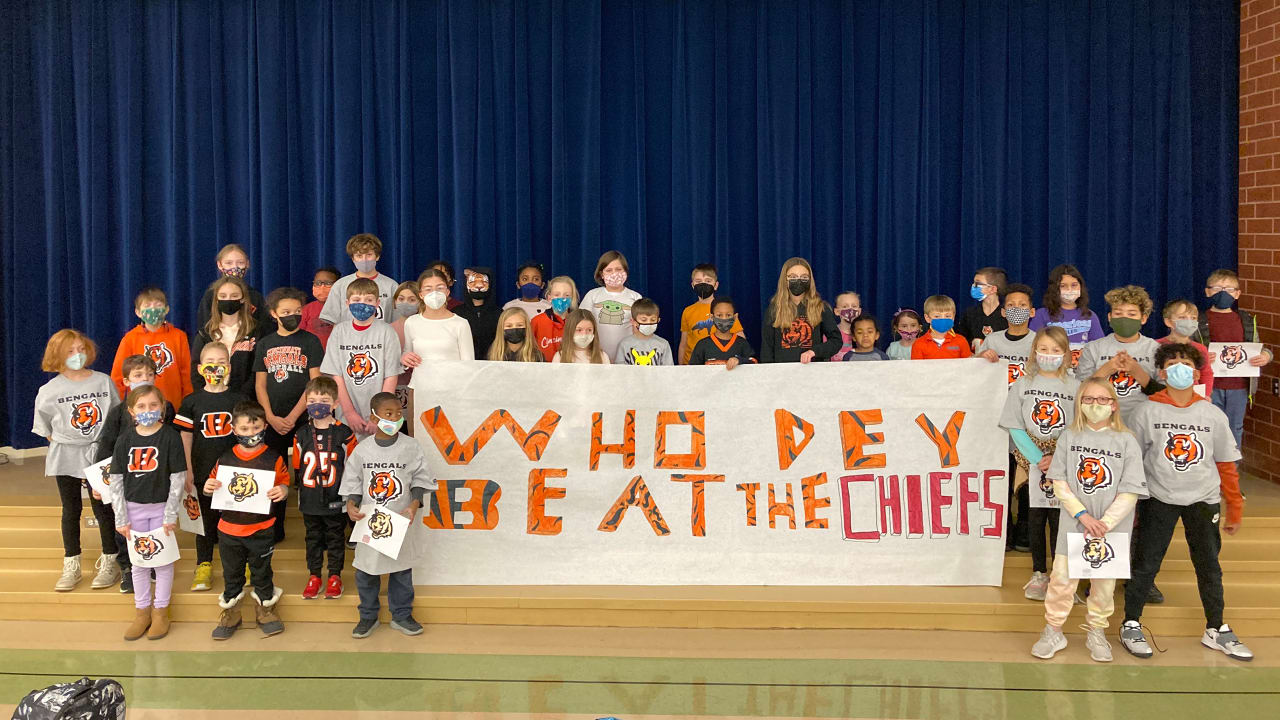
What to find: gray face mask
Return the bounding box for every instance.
[395,302,420,319]
[1173,318,1199,337]
[1004,307,1031,326]
[354,258,377,273]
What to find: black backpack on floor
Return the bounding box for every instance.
[11,677,125,720]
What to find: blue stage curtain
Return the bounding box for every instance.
[0,0,1237,447]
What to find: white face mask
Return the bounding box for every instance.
[1081,403,1113,424]
[638,323,658,336]
[1036,353,1064,371]
[421,291,448,310]
[1060,290,1081,303]
[573,333,594,348]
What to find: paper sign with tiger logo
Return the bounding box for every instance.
[143,343,174,374]
[368,508,395,540]
[346,352,379,386]
[1219,344,1248,370]
[1109,369,1139,397]
[1082,536,1114,569]
[228,472,260,502]
[1030,399,1064,435]
[1038,470,1055,498]
[1076,456,1113,495]
[1163,431,1204,472]
[69,400,102,436]
[133,534,164,561]
[368,470,402,504]
[183,494,201,521]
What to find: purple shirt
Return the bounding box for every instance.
[1028,307,1105,346]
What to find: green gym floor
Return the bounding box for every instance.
[0,621,1275,719]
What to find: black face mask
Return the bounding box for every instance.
[218,299,244,316]
[503,328,527,344]
[278,315,301,331]
[693,283,715,299]
[788,278,810,296]
[467,288,491,300]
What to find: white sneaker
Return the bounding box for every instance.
[55,555,82,592]
[1119,620,1153,659]
[1082,625,1113,662]
[1022,571,1049,601]
[1031,624,1067,659]
[1202,625,1254,661]
[90,554,121,589]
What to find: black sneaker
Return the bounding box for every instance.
[351,618,379,639]
[391,616,423,636]
[119,572,134,594]
[1146,583,1165,605]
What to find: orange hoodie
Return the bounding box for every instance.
[1148,389,1243,526]
[110,323,194,406]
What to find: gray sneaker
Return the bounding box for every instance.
[391,616,423,636]
[351,618,379,639]
[1031,624,1067,659]
[1120,620,1153,659]
[1202,625,1253,661]
[1022,571,1049,601]
[1083,625,1113,662]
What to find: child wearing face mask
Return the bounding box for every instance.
[203,401,291,640]
[553,310,611,364]
[292,377,358,600]
[886,309,922,360]
[111,287,192,404]
[455,266,503,359]
[680,264,743,365]
[1075,285,1161,423]
[911,295,972,359]
[36,330,122,593]
[831,292,863,361]
[977,283,1037,384]
[191,276,264,397]
[957,266,1009,351]
[999,327,1081,600]
[1029,264,1105,364]
[196,243,274,333]
[531,276,579,361]
[319,233,399,325]
[426,259,464,310]
[1158,299,1214,397]
[581,251,643,360]
[689,296,756,369]
[109,385,188,641]
[320,278,403,439]
[504,260,552,317]
[175,343,247,592]
[1120,344,1252,662]
[614,298,674,366]
[489,308,545,361]
[1193,268,1273,452]
[300,267,339,347]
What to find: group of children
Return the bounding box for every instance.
[31,236,1269,659]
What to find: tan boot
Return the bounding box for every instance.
[212,590,245,641]
[251,588,284,636]
[147,606,170,640]
[123,607,151,641]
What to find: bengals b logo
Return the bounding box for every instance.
[1082,536,1115,569]
[368,508,394,539]
[128,447,158,473]
[69,400,101,436]
[143,343,174,374]
[133,534,163,561]
[1164,432,1204,472]
[228,472,259,501]
[369,471,402,504]
[1110,369,1139,397]
[200,412,233,439]
[1007,363,1026,385]
[183,494,201,521]
[347,352,378,386]
[1076,456,1113,495]
[1031,400,1065,435]
[781,319,813,349]
[1220,345,1248,370]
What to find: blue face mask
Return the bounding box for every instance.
[519,283,542,300]
[376,417,404,435]
[1210,291,1236,310]
[930,318,954,334]
[306,403,333,420]
[970,285,987,301]
[550,297,571,315]
[349,302,377,322]
[65,353,87,371]
[1164,363,1196,390]
[135,410,163,427]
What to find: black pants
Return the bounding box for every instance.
[1124,498,1225,628]
[303,513,347,576]
[1006,455,1028,545]
[1028,507,1060,573]
[55,475,117,557]
[218,527,275,603]
[194,489,222,564]
[264,425,297,544]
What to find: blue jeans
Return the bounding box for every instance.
[1211,388,1247,450]
[356,568,414,621]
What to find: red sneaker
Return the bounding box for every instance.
[302,574,322,600]
[325,575,343,599]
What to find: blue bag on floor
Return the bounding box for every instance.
[11,677,125,720]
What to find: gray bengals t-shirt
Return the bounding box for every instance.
[1128,398,1241,507]
[32,372,119,477]
[1047,426,1148,550]
[319,321,403,434]
[999,373,1081,442]
[977,330,1034,385]
[1075,333,1159,420]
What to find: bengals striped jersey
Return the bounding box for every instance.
[175,388,247,493]
[292,421,358,515]
[209,444,289,537]
[32,371,118,478]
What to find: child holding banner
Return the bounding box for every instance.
[554,310,611,364]
[108,385,188,641]
[999,327,1080,600]
[531,276,578,361]
[1032,378,1146,662]
[488,308,545,362]
[886,308,922,360]
[689,297,755,368]
[760,258,841,363]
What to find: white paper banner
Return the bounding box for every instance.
[1209,342,1262,378]
[82,458,114,504]
[211,465,274,515]
[351,505,410,559]
[177,494,205,536]
[1066,532,1130,579]
[410,360,1010,586]
[1027,465,1060,509]
[126,527,180,568]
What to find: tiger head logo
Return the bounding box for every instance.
[1110,369,1139,397]
[183,494,201,521]
[1070,348,1083,367]
[143,343,174,374]
[1220,345,1248,370]
[346,352,378,386]
[1077,456,1113,495]
[133,534,163,561]
[1164,432,1204,472]
[369,471,402,504]
[368,508,394,539]
[1038,471,1055,498]
[97,464,112,487]
[1082,536,1114,569]
[69,401,101,436]
[781,318,813,349]
[228,472,259,502]
[1031,400,1065,434]
[1007,363,1026,385]
[629,348,659,366]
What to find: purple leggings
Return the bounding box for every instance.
[127,502,175,610]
